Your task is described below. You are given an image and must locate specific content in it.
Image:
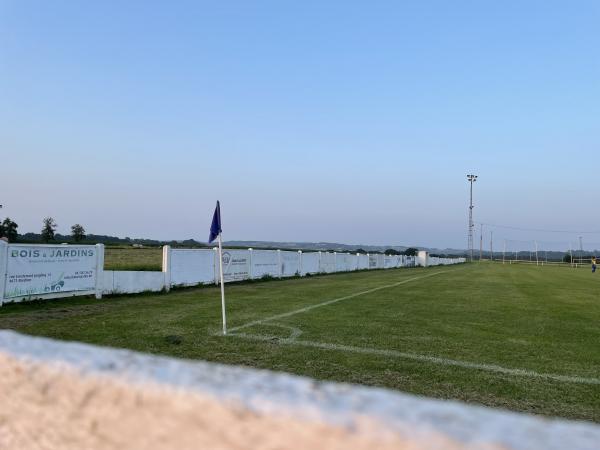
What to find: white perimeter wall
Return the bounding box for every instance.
[169,248,215,286]
[166,248,457,291]
[300,252,320,275]
[251,249,280,278]
[0,242,464,304]
[102,271,166,295]
[281,251,301,277]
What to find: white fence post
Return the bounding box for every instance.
[417,251,429,268]
[95,244,105,299]
[333,252,337,273]
[318,251,322,273]
[0,240,7,307]
[248,248,253,279]
[162,245,171,292]
[298,250,303,276]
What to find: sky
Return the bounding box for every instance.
[1,1,599,249]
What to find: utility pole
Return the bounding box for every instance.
[479,223,483,261]
[579,236,583,265]
[503,240,506,264]
[570,243,574,268]
[467,174,478,262]
[535,240,539,266]
[490,231,493,261]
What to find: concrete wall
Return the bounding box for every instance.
[250,249,280,279]
[281,250,301,277]
[165,247,444,289]
[300,252,320,275]
[416,251,466,268]
[0,330,598,450]
[102,270,166,295]
[0,243,464,305]
[168,248,215,287]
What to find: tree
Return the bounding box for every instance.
[2,218,18,242]
[403,247,418,256]
[41,217,57,243]
[385,249,401,255]
[71,224,86,242]
[563,253,573,264]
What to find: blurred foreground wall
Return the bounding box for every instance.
[0,330,598,450]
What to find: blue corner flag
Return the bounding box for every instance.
[209,200,227,335]
[208,201,222,243]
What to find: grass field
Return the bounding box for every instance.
[1,262,599,422]
[104,246,162,271]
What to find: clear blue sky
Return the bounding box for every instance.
[1,1,598,249]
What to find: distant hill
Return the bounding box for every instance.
[14,233,469,256]
[223,240,407,253]
[224,241,469,256]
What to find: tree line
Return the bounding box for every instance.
[355,247,419,256]
[0,217,86,243]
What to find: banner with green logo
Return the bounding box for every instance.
[221,250,249,282]
[5,245,97,299]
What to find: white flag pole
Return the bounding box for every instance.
[217,232,227,335]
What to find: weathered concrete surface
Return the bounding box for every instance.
[0,330,599,450]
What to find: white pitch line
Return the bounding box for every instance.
[266,322,303,341]
[231,332,600,386]
[227,270,450,333]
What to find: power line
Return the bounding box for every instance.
[477,222,600,235]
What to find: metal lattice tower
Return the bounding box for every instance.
[467,174,478,261]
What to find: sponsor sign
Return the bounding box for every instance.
[5,245,97,298]
[251,250,280,278]
[221,250,250,282]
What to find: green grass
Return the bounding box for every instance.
[104,246,162,271]
[1,263,599,422]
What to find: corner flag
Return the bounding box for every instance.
[208,200,227,335]
[208,201,221,243]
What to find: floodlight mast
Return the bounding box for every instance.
[467,174,478,261]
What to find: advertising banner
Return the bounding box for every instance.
[221,250,250,282]
[336,253,357,272]
[5,245,97,299]
[251,250,280,279]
